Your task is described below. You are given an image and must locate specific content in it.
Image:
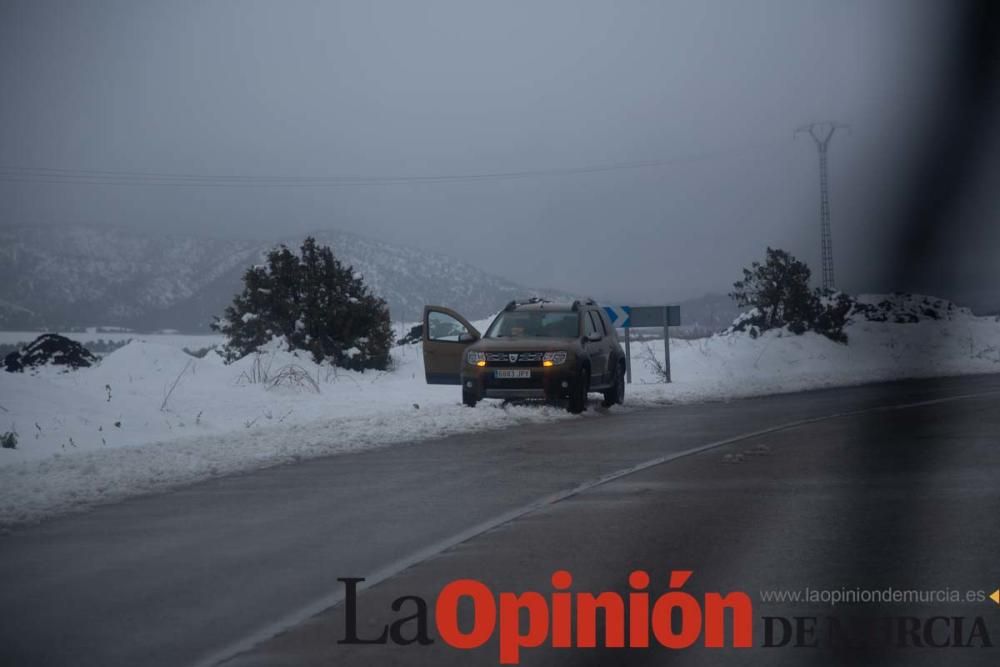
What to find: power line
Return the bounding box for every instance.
[0,142,781,188]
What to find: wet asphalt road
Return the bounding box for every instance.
[2,374,999,666]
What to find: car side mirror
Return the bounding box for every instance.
[458,332,477,343]
[586,333,602,342]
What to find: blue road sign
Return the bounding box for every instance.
[603,305,631,328]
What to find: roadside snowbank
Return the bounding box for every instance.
[1,296,998,526]
[627,305,1000,405]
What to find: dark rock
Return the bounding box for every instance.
[397,324,423,346]
[4,334,98,373]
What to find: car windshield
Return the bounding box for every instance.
[485,311,579,338]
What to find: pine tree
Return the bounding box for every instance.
[729,247,851,343]
[730,247,816,332]
[213,237,394,369]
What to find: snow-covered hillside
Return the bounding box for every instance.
[1,295,998,527]
[302,229,573,323]
[0,225,260,329]
[0,224,570,330]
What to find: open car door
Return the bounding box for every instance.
[422,305,481,384]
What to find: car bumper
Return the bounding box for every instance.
[461,365,576,400]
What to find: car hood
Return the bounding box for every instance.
[468,337,580,352]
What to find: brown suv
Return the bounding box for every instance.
[422,298,626,413]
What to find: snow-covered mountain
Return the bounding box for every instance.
[0,224,568,331]
[299,228,572,325]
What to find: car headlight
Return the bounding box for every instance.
[467,351,486,366]
[542,351,568,367]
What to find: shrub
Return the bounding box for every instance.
[729,247,850,343]
[213,237,394,370]
[812,292,853,344]
[729,248,816,332]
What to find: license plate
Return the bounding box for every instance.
[494,369,531,379]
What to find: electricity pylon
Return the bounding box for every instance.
[796,122,848,291]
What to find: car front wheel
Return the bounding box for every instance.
[567,367,589,414]
[602,363,625,407]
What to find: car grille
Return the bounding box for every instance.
[485,352,544,365]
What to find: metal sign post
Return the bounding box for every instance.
[603,305,680,384]
[663,313,671,383]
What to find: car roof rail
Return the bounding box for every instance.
[507,296,555,311]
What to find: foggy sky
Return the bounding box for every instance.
[1,0,998,308]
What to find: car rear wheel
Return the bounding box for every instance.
[567,367,589,414]
[602,363,625,407]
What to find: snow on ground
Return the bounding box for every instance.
[626,295,1000,405]
[1,297,999,527]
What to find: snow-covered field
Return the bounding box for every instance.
[1,296,999,527]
